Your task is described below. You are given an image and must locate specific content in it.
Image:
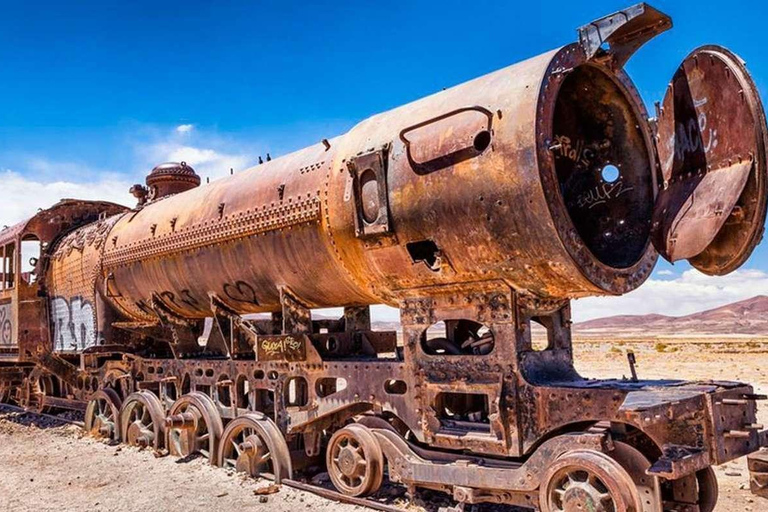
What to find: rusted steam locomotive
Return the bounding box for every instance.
[2,4,768,511]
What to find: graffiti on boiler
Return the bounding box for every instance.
[51,296,96,351]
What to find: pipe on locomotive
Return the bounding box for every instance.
[52,44,667,323]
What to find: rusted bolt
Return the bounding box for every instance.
[239,440,256,454]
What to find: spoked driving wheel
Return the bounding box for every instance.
[540,450,642,512]
[165,392,223,464]
[84,388,122,442]
[327,424,384,497]
[120,390,166,450]
[217,412,292,483]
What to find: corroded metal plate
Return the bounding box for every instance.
[653,46,768,274]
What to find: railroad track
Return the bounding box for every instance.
[0,403,85,428]
[283,479,405,512]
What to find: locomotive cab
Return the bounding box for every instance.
[0,200,127,409]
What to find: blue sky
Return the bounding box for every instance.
[0,1,766,319]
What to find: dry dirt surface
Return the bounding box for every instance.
[0,412,360,512]
[0,337,767,512]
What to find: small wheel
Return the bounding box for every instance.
[327,424,384,497]
[84,388,122,442]
[120,390,166,450]
[166,392,223,464]
[540,450,642,512]
[217,412,293,483]
[695,467,718,512]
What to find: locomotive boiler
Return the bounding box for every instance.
[1,4,768,511]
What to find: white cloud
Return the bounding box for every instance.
[142,125,256,182]
[147,142,252,182]
[572,268,768,321]
[0,169,133,228]
[656,270,674,276]
[0,124,258,230]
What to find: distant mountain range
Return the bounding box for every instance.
[574,295,768,336]
[365,296,768,336]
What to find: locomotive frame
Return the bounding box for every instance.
[2,4,768,512]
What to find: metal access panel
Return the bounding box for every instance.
[0,300,13,347]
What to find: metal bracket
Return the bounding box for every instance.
[209,293,258,356]
[279,286,312,334]
[578,3,672,67]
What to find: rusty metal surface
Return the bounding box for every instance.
[1,4,768,511]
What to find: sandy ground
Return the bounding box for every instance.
[0,412,364,512]
[0,337,767,512]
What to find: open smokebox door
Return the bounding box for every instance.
[651,46,768,275]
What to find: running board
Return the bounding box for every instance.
[370,428,611,507]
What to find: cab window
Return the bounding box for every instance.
[21,236,41,285]
[2,243,15,290]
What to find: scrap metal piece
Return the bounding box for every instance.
[748,449,768,498]
[578,3,672,67]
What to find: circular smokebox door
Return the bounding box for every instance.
[652,45,768,275]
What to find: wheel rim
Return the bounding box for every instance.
[217,412,292,483]
[326,424,384,497]
[84,389,122,441]
[120,391,166,450]
[541,451,640,512]
[608,442,662,512]
[696,467,719,512]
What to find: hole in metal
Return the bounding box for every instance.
[473,130,492,152]
[406,240,441,271]
[601,164,620,183]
